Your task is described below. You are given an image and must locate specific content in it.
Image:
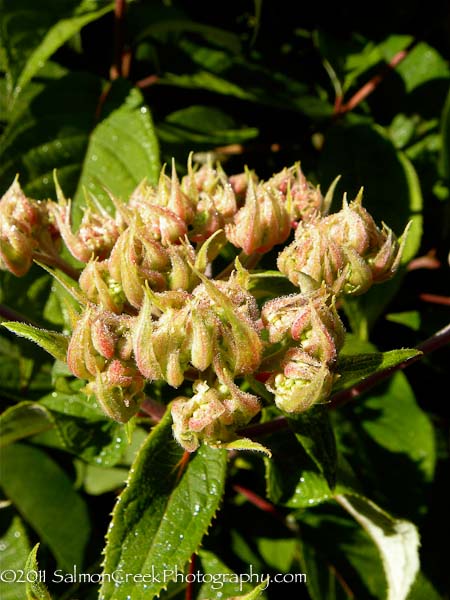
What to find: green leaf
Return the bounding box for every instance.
[287,406,337,488]
[1,322,69,362]
[0,443,91,571]
[220,438,271,457]
[357,373,435,481]
[386,310,421,331]
[100,411,227,600]
[158,105,259,146]
[441,88,450,179]
[82,464,128,495]
[395,42,450,93]
[264,428,332,508]
[336,494,420,600]
[197,550,254,599]
[73,84,160,219]
[297,507,387,599]
[256,537,297,573]
[0,0,113,105]
[0,515,30,600]
[0,70,102,200]
[334,348,422,393]
[232,579,269,599]
[37,391,128,467]
[0,402,55,447]
[25,544,52,600]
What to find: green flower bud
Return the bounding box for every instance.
[86,362,144,423]
[266,349,334,413]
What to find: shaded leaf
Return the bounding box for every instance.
[25,544,52,600]
[0,402,54,447]
[1,321,69,362]
[197,550,254,599]
[441,88,450,179]
[264,428,332,508]
[0,71,102,200]
[334,348,422,393]
[100,411,227,600]
[0,515,30,600]
[0,0,112,105]
[37,391,128,467]
[0,443,90,571]
[287,406,337,488]
[336,494,420,600]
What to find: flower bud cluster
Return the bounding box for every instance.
[261,285,344,413]
[0,180,60,276]
[278,194,409,296]
[1,156,409,452]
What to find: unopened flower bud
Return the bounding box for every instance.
[79,260,125,313]
[49,183,120,263]
[0,179,59,276]
[266,349,334,413]
[87,365,144,423]
[171,377,260,452]
[262,285,345,364]
[278,194,408,296]
[226,178,291,254]
[192,271,263,375]
[268,163,324,222]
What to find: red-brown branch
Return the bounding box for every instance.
[112,0,127,80]
[335,42,415,116]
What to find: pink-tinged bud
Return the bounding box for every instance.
[278,192,408,296]
[226,178,291,254]
[192,271,262,375]
[79,260,125,313]
[48,183,120,263]
[278,221,348,293]
[67,309,105,379]
[67,308,132,379]
[269,163,324,223]
[261,286,345,364]
[369,222,410,283]
[166,243,199,291]
[109,225,169,308]
[0,179,58,276]
[127,185,187,245]
[171,377,260,452]
[266,349,334,413]
[229,171,258,202]
[180,155,240,242]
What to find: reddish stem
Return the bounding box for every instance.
[112,0,127,80]
[233,484,279,516]
[335,42,415,116]
[0,304,38,326]
[136,74,159,89]
[328,322,450,409]
[185,554,196,600]
[419,293,450,306]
